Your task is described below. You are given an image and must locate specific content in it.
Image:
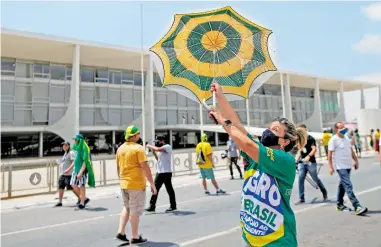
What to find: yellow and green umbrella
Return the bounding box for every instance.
[151,6,277,104]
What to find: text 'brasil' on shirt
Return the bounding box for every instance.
[240,134,296,247]
[241,170,284,242]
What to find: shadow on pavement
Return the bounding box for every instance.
[73,207,108,212]
[366,210,381,215]
[117,241,179,247]
[146,210,196,216]
[308,198,336,205]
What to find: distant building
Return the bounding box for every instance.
[1,28,380,158]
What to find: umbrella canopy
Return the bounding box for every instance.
[151,6,277,103]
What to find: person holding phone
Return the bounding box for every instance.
[115,125,157,245]
[209,82,307,247]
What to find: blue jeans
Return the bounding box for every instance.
[298,162,327,200]
[336,169,360,208]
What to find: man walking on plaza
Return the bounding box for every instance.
[115,125,157,244]
[295,124,328,204]
[196,133,226,195]
[70,134,94,209]
[54,141,79,207]
[226,137,242,180]
[145,135,177,213]
[328,122,367,215]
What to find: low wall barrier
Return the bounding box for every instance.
[0,136,371,199]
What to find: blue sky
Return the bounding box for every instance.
[1,1,381,120]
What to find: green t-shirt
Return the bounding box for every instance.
[240,134,297,247]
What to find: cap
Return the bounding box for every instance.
[124,125,140,140]
[201,133,208,142]
[61,141,70,146]
[73,134,84,140]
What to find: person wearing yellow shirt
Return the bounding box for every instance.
[322,130,332,158]
[115,125,157,245]
[375,129,380,153]
[196,134,226,195]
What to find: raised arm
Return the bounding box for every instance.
[212,82,247,135]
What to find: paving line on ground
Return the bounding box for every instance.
[178,185,381,246]
[0,190,241,237]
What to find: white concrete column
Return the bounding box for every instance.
[314,78,323,130]
[39,132,43,157]
[47,44,80,141]
[360,86,365,109]
[169,129,173,147]
[378,85,381,109]
[284,74,293,122]
[330,81,346,123]
[215,132,219,147]
[199,104,204,134]
[339,81,345,115]
[280,73,286,118]
[112,131,116,153]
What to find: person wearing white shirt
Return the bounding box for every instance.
[145,136,177,213]
[328,122,367,216]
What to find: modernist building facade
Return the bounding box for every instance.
[1,28,380,158]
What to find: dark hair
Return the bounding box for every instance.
[272,117,307,152]
[299,124,307,129]
[334,122,342,130]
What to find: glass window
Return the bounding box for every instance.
[82,132,113,155]
[51,64,66,80]
[15,62,33,78]
[122,70,134,84]
[81,67,95,82]
[1,133,39,158]
[43,133,64,156]
[95,68,108,83]
[34,63,50,78]
[154,73,162,87]
[66,66,72,80]
[134,72,142,86]
[1,58,16,76]
[109,71,121,84]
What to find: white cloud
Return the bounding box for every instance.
[352,34,381,54]
[362,2,381,21]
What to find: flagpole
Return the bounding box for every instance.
[140,3,146,149]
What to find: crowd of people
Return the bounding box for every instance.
[53,82,380,246]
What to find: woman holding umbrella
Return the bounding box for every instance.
[209,82,307,247]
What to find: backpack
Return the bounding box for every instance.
[196,146,206,165]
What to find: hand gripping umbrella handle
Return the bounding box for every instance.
[202,92,218,125]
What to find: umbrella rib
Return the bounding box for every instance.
[215,9,229,41]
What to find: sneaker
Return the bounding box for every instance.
[294,200,305,205]
[145,207,156,213]
[217,189,226,194]
[84,198,90,205]
[165,208,177,213]
[205,191,210,195]
[323,197,330,202]
[131,235,147,244]
[76,199,80,205]
[355,205,368,216]
[78,204,85,209]
[115,233,129,243]
[54,202,63,207]
[337,204,352,212]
